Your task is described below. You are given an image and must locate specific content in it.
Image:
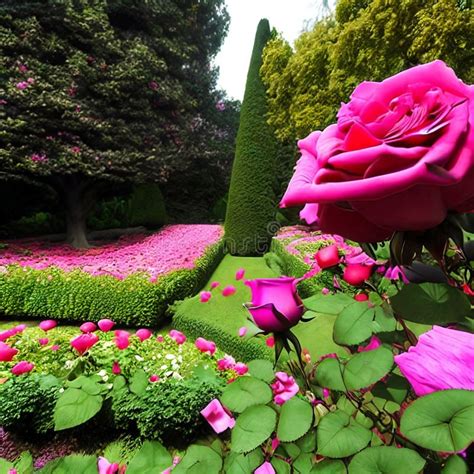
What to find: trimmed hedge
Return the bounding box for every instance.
[0,241,225,327]
[128,183,167,228]
[224,19,279,256]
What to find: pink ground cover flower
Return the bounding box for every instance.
[234,362,248,375]
[200,291,212,302]
[98,319,115,332]
[222,285,236,297]
[114,330,130,350]
[272,371,299,405]
[210,281,220,289]
[70,333,99,355]
[169,329,186,345]
[217,355,236,371]
[11,361,34,375]
[112,361,121,375]
[80,322,97,333]
[0,225,223,281]
[195,337,216,355]
[39,319,57,331]
[136,328,152,341]
[0,342,18,362]
[149,374,160,382]
[395,326,474,396]
[38,338,49,345]
[200,399,235,433]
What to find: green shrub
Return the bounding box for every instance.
[128,184,167,228]
[0,241,224,327]
[224,19,279,256]
[88,197,130,231]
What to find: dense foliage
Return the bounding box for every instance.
[224,19,279,256]
[261,0,474,142]
[0,0,231,246]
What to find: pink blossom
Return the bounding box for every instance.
[136,328,152,341]
[222,285,236,297]
[11,361,34,375]
[238,326,247,337]
[215,100,225,111]
[98,319,115,332]
[38,338,49,345]
[321,287,330,295]
[31,153,47,163]
[27,77,35,84]
[343,264,373,286]
[0,99,7,105]
[18,63,28,73]
[169,329,186,345]
[15,324,26,333]
[354,293,369,302]
[39,320,57,332]
[384,266,409,284]
[255,461,276,474]
[0,342,18,362]
[266,336,275,348]
[70,333,99,355]
[395,326,474,396]
[98,456,124,474]
[80,322,97,333]
[70,146,81,154]
[195,337,216,355]
[149,374,160,382]
[200,399,235,433]
[217,355,235,371]
[112,361,121,375]
[16,81,29,90]
[156,334,164,343]
[322,388,330,398]
[114,330,130,350]
[200,291,212,303]
[271,437,280,452]
[358,335,382,352]
[272,372,299,405]
[235,268,245,280]
[315,244,340,269]
[210,281,220,289]
[0,329,17,342]
[148,80,159,90]
[234,362,248,375]
[51,345,60,351]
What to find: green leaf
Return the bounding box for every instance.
[317,410,371,458]
[127,441,172,474]
[303,293,354,315]
[173,445,222,474]
[348,447,426,473]
[192,364,220,385]
[247,359,275,383]
[80,377,103,395]
[271,458,291,474]
[0,458,15,473]
[293,453,313,473]
[221,377,272,413]
[231,405,277,454]
[310,459,346,473]
[371,373,409,405]
[38,454,97,473]
[343,346,393,391]
[372,306,396,333]
[441,455,469,473]
[54,388,103,430]
[391,283,471,324]
[333,302,375,345]
[296,429,317,453]
[129,369,148,396]
[400,389,474,452]
[316,357,346,391]
[223,450,263,474]
[14,451,33,474]
[277,396,313,442]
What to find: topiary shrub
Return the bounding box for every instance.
[128,183,167,228]
[224,19,279,256]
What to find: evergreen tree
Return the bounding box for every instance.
[224,19,278,256]
[0,0,229,247]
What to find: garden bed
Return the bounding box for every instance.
[0,225,224,326]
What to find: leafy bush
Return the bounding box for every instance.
[128,183,167,228]
[87,196,130,231]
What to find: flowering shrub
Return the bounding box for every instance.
[0,225,224,325]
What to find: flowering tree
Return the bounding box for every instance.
[0,0,229,247]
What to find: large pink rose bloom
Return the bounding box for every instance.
[245,277,304,333]
[280,60,474,242]
[395,326,474,396]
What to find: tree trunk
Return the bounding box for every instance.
[62,176,94,249]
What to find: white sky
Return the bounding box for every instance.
[214,0,330,101]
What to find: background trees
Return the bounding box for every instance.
[0,0,231,247]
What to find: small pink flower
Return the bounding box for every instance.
[27,77,35,84]
[98,456,123,474]
[148,80,159,90]
[149,374,160,382]
[156,334,164,343]
[343,264,373,286]
[272,371,299,405]
[321,287,330,295]
[39,319,57,331]
[11,361,34,375]
[38,338,49,345]
[112,361,121,375]
[200,291,212,303]
[80,322,97,333]
[16,81,29,90]
[358,335,382,352]
[266,336,275,348]
[51,345,60,351]
[354,293,369,302]
[18,63,28,73]
[215,100,225,111]
[235,268,245,280]
[315,244,340,269]
[15,324,27,333]
[98,319,115,332]
[271,437,280,452]
[1,328,18,342]
[210,281,220,289]
[195,337,216,355]
[70,146,81,154]
[70,333,99,355]
[255,461,276,474]
[0,342,18,362]
[322,388,330,398]
[201,399,235,433]
[217,355,236,371]
[136,328,152,341]
[222,285,236,297]
[234,362,248,375]
[114,330,130,350]
[384,266,409,284]
[238,326,247,337]
[169,329,186,345]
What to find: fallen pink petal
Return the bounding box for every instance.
[200,399,235,433]
[222,285,236,297]
[200,291,212,302]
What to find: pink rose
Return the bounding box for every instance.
[195,337,216,355]
[343,264,373,286]
[11,361,34,375]
[200,291,212,303]
[0,342,18,362]
[245,277,304,332]
[222,285,236,297]
[272,371,299,405]
[70,333,99,355]
[80,322,97,333]
[169,329,186,345]
[280,60,474,242]
[136,328,152,341]
[315,244,340,269]
[98,319,115,332]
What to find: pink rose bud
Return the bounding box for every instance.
[266,336,275,347]
[70,333,99,355]
[354,293,369,302]
[39,338,49,345]
[315,244,340,269]
[271,437,280,452]
[222,285,236,297]
[210,281,220,289]
[238,326,247,337]
[98,319,115,332]
[195,337,216,356]
[112,361,121,375]
[114,330,130,350]
[321,287,330,295]
[80,322,97,333]
[323,388,330,398]
[255,461,276,474]
[358,335,382,352]
[200,291,212,303]
[0,342,18,362]
[169,329,186,345]
[200,399,235,433]
[234,362,248,375]
[156,334,164,343]
[217,355,236,371]
[11,361,34,375]
[235,268,245,280]
[343,264,373,286]
[39,319,57,331]
[136,328,152,341]
[149,374,160,382]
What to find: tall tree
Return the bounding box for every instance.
[0,0,229,247]
[224,19,279,256]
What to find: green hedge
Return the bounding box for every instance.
[128,183,167,228]
[0,241,225,327]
